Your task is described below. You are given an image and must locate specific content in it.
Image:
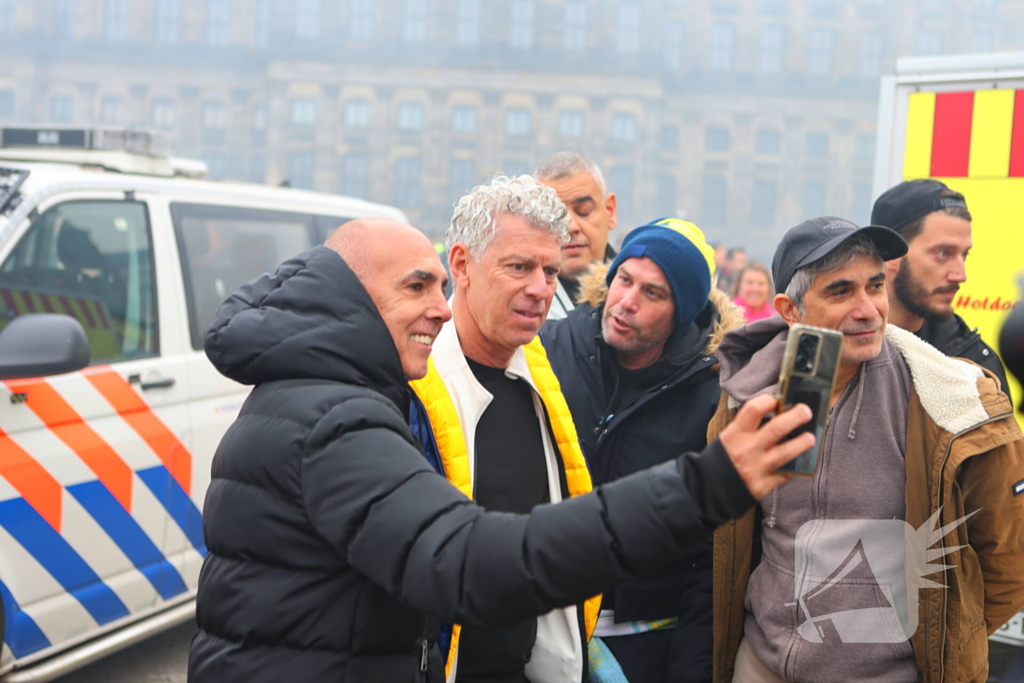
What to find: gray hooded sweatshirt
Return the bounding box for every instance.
[717,316,918,683]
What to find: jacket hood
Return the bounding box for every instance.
[204,246,407,395]
[576,260,745,358]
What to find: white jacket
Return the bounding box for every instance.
[429,318,584,683]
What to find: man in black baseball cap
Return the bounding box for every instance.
[707,216,1024,683]
[871,179,1010,397]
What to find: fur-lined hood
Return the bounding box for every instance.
[575,261,746,357]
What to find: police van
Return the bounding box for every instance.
[0,127,407,681]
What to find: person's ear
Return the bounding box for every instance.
[774,293,802,326]
[448,243,472,290]
[605,193,618,232]
[884,256,902,279]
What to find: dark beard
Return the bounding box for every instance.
[893,259,954,323]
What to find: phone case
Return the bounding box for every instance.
[774,324,843,477]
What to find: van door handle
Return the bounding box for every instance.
[140,377,176,390]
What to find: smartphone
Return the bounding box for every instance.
[773,324,843,477]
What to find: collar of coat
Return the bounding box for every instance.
[576,260,747,360]
[883,323,999,434]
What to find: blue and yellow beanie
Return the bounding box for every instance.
[605,217,716,327]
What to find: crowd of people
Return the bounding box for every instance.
[186,151,1023,683]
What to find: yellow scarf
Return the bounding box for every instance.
[410,337,601,678]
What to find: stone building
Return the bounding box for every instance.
[0,0,1019,253]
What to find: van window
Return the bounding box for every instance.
[0,200,158,363]
[172,203,322,350]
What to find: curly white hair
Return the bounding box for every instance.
[446,175,570,258]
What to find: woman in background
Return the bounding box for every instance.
[730,261,776,323]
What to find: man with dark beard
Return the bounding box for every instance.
[872,179,1010,396]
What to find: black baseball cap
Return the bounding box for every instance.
[772,216,908,294]
[871,179,969,231]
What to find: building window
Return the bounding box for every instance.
[761,25,785,73]
[970,29,994,53]
[859,31,883,76]
[290,98,317,126]
[151,98,175,129]
[608,166,634,223]
[617,1,642,54]
[809,0,839,18]
[611,113,638,142]
[105,0,127,41]
[255,0,271,47]
[450,158,476,206]
[851,183,873,226]
[805,131,829,158]
[0,1,17,33]
[916,28,942,55]
[100,96,124,125]
[350,0,374,41]
[762,0,786,14]
[663,21,683,69]
[558,110,585,139]
[204,152,226,180]
[705,126,731,152]
[207,0,230,45]
[252,105,267,144]
[202,101,226,130]
[509,0,535,49]
[249,154,266,183]
[343,153,369,198]
[0,91,12,119]
[657,174,677,217]
[711,23,735,72]
[451,105,478,133]
[287,151,315,190]
[403,0,428,44]
[396,157,421,206]
[295,0,320,39]
[752,179,778,228]
[505,109,531,137]
[154,0,179,43]
[659,125,680,150]
[564,0,588,51]
[455,0,480,46]
[55,0,77,38]
[345,99,371,128]
[49,96,74,123]
[809,28,834,76]
[702,177,727,227]
[504,160,530,178]
[397,102,424,132]
[802,180,827,217]
[755,128,780,154]
[855,133,875,162]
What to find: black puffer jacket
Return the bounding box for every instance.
[188,246,755,683]
[540,265,745,683]
[917,312,1011,401]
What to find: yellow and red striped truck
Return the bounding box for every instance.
[874,52,1024,650]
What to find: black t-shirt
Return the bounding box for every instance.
[456,358,550,683]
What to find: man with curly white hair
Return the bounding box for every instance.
[410,175,595,683]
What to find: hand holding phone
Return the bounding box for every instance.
[773,324,842,477]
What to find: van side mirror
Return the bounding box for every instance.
[0,314,91,379]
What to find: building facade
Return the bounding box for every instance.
[0,0,1019,253]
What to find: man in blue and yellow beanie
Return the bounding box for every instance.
[541,218,744,683]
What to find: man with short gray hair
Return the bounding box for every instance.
[708,217,1024,683]
[410,175,595,682]
[536,152,618,320]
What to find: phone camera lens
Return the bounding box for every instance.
[795,335,819,373]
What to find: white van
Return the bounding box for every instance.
[0,127,408,682]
